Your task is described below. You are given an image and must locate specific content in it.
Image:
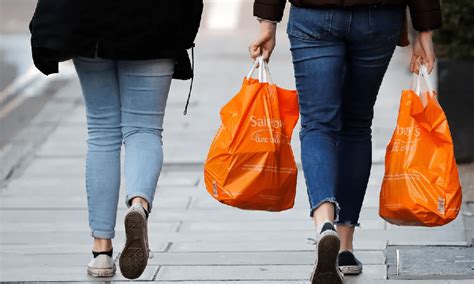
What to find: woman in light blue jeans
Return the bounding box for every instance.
[73,57,174,278]
[30,0,203,279]
[74,57,173,236]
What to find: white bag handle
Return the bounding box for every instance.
[412,64,434,96]
[246,56,274,84]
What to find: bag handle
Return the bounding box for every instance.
[246,56,274,84]
[412,64,434,96]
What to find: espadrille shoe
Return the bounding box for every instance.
[87,250,116,277]
[338,250,363,275]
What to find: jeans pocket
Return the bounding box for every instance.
[287,5,332,41]
[368,6,404,42]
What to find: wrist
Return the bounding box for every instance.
[419,30,433,37]
[260,21,276,34]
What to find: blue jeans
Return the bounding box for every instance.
[287,5,403,225]
[73,57,174,239]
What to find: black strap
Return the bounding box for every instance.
[183,46,195,115]
[92,249,113,258]
[143,207,150,219]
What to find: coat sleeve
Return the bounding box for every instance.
[253,0,287,22]
[408,0,442,31]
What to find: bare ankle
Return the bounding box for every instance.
[312,202,336,230]
[93,238,113,252]
[131,197,149,212]
[336,225,355,252]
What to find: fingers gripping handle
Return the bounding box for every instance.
[412,64,434,96]
[246,56,274,84]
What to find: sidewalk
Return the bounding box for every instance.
[1,1,473,282]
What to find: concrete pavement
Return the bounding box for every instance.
[1,0,473,282]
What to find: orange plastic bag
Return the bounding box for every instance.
[204,58,299,211]
[380,66,462,226]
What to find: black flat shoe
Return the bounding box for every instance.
[338,250,363,275]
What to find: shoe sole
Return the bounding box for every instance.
[340,265,363,275]
[87,266,116,277]
[119,211,148,279]
[311,231,343,284]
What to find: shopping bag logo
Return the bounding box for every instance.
[249,115,290,144]
[250,115,284,128]
[251,129,290,145]
[395,125,421,137]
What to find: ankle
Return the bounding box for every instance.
[93,238,113,252]
[131,197,149,212]
[336,225,355,251]
[339,247,353,253]
[312,202,336,230]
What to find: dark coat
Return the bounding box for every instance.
[30,0,203,80]
[254,0,442,47]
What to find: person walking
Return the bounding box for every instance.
[29,0,203,279]
[249,0,441,283]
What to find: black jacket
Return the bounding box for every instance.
[254,0,442,31]
[30,0,203,80]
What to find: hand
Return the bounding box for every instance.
[410,31,435,74]
[249,21,277,61]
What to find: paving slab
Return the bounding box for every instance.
[179,219,385,232]
[149,207,381,222]
[155,264,387,281]
[169,239,387,252]
[0,264,159,282]
[0,252,112,269]
[352,228,466,244]
[107,281,474,284]
[386,246,474,280]
[147,251,385,266]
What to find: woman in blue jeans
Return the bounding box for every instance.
[250,0,441,283]
[30,0,203,279]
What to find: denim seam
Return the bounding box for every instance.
[327,9,333,35]
[347,9,353,35]
[85,157,94,238]
[368,7,372,31]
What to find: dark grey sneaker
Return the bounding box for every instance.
[310,222,344,284]
[338,251,363,275]
[119,204,149,279]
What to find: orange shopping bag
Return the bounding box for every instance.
[380,65,462,226]
[204,57,299,211]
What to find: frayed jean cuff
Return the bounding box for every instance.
[335,221,360,227]
[309,198,340,222]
